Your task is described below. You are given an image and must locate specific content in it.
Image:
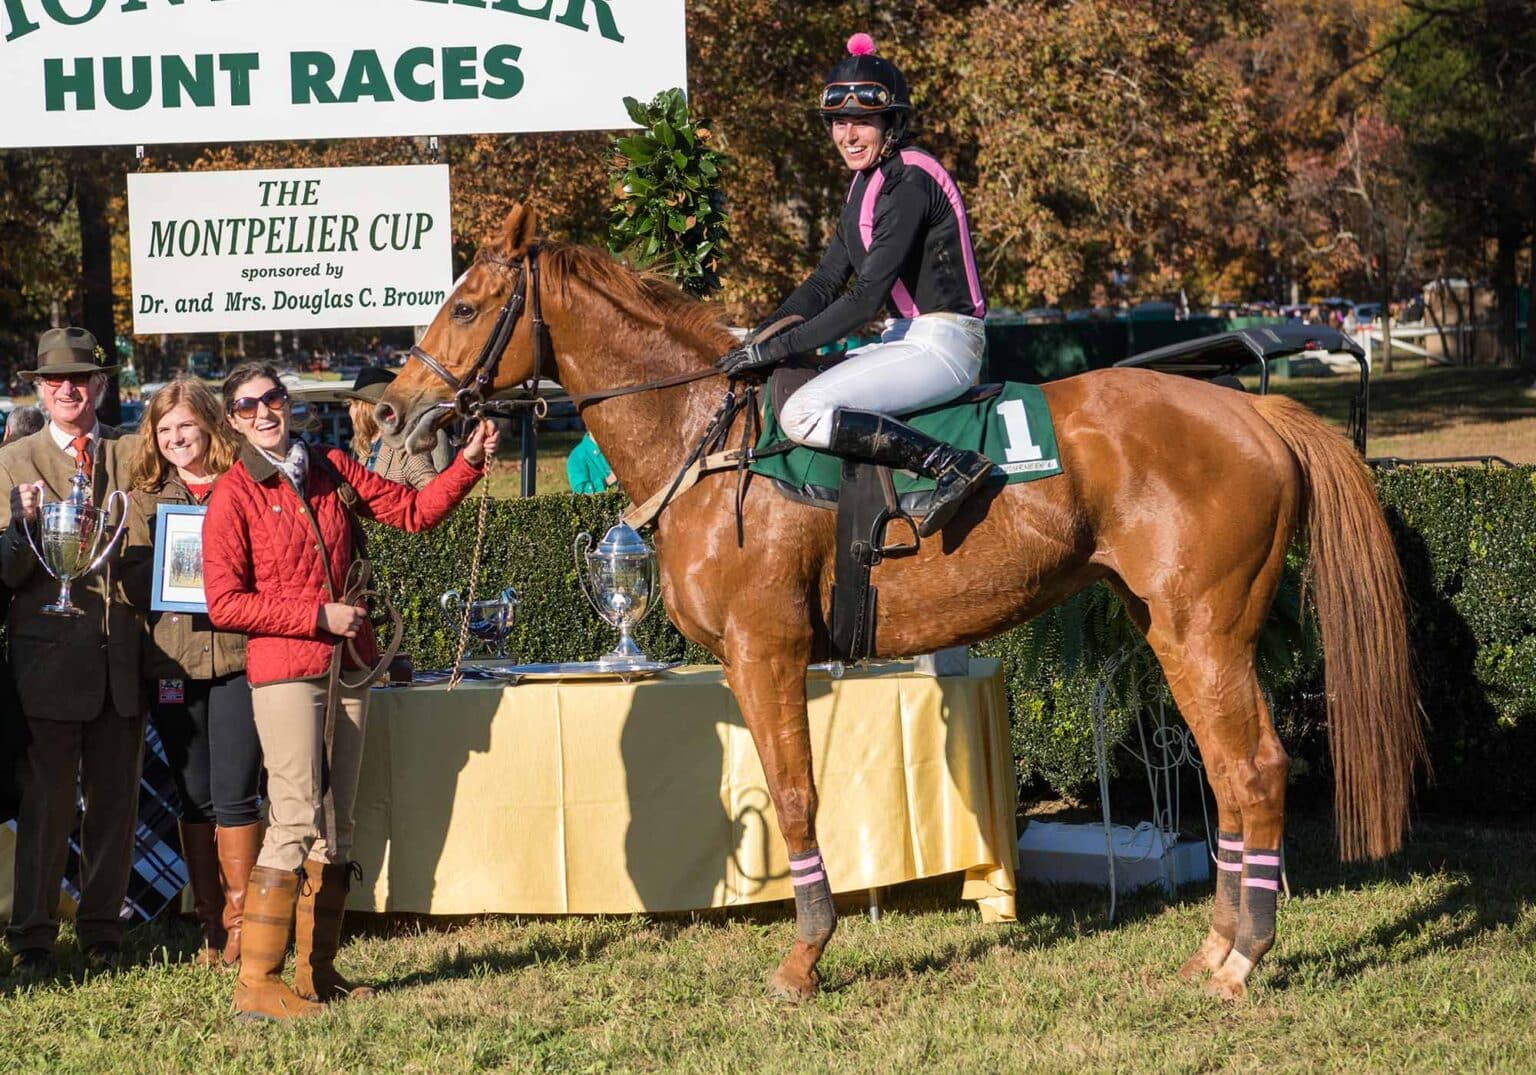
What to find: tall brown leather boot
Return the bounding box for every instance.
[216,823,261,967]
[293,860,376,1002]
[179,821,227,966]
[233,865,323,1021]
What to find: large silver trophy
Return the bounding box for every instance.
[574,521,656,667]
[440,587,520,659]
[24,461,130,617]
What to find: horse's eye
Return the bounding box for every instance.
[451,301,475,321]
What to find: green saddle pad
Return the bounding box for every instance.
[750,382,1064,497]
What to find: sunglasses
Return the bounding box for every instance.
[228,387,289,420]
[820,81,894,112]
[40,372,95,387]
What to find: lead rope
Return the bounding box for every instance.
[448,450,497,689]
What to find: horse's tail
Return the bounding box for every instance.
[1251,394,1427,861]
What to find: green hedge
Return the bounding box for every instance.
[365,467,1536,813]
[1376,466,1536,812]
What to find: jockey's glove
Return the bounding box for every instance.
[715,339,785,376]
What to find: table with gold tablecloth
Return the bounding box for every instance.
[347,660,1017,922]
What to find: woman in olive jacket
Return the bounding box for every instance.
[125,376,260,967]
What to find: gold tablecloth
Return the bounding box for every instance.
[348,660,1017,921]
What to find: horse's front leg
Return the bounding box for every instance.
[723,634,834,1000]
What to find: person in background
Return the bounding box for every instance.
[342,367,439,489]
[203,362,497,1019]
[4,406,47,444]
[122,376,261,969]
[0,327,143,977]
[565,431,616,494]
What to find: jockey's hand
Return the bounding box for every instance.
[715,342,780,377]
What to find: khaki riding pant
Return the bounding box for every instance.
[250,679,370,872]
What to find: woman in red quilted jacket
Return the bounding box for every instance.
[202,361,498,1021]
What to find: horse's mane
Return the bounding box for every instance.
[536,240,737,352]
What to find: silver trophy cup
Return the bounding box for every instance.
[574,521,656,667]
[440,586,520,658]
[24,462,130,618]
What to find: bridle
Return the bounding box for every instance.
[407,244,554,420]
[401,240,785,536]
[404,241,720,422]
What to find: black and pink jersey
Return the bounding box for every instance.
[761,147,987,359]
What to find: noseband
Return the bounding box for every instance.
[407,243,554,420]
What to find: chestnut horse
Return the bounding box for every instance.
[376,205,1425,1001]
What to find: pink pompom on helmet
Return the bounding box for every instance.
[820,31,911,119]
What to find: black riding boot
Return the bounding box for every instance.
[828,409,996,538]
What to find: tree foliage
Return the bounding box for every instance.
[1,0,1529,367]
[0,151,75,368]
[923,1,1275,306]
[607,89,730,297]
[1380,0,1536,363]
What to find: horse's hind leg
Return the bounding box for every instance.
[723,643,835,1000]
[1148,629,1288,1001]
[1109,582,1247,984]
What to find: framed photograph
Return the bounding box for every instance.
[150,503,209,614]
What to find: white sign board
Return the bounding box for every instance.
[127,165,452,334]
[0,0,687,148]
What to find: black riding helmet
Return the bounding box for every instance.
[820,33,912,153]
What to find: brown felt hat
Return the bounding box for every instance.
[20,326,118,380]
[340,365,397,403]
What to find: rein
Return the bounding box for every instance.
[405,245,771,534]
[408,243,725,418]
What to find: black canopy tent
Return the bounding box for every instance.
[1113,323,1370,455]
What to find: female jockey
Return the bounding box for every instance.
[717,33,995,537]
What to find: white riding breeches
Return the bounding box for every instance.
[778,314,986,449]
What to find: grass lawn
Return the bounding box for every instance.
[3,816,1533,1073]
[481,428,585,497]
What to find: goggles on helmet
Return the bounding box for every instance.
[820,81,896,113]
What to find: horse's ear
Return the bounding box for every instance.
[486,202,540,261]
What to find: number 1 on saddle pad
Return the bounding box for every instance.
[996,397,1045,466]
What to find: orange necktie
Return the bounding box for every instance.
[70,435,92,480]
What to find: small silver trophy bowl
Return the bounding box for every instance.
[439,586,520,659]
[23,462,130,618]
[574,521,656,668]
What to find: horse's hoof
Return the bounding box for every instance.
[768,965,820,1002]
[1178,931,1232,982]
[1204,951,1254,1002]
[1204,972,1248,1002]
[1178,953,1213,982]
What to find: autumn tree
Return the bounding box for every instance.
[27,0,1529,377]
[914,1,1274,308]
[1381,0,1536,367]
[0,150,74,372]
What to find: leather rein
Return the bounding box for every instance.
[405,242,721,420]
[405,242,770,534]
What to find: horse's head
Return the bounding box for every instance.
[375,202,545,452]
